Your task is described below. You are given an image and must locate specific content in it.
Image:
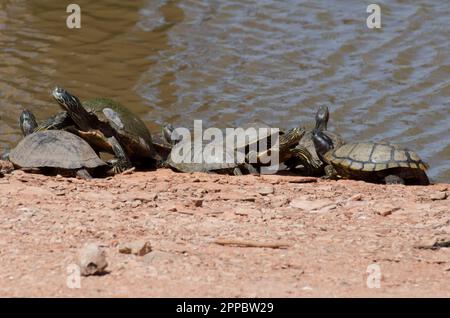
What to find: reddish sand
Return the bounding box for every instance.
[0,169,448,297]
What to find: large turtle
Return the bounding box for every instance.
[165,126,305,175]
[51,87,159,173]
[285,105,345,176]
[312,130,430,185]
[10,113,107,179]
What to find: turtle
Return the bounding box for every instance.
[284,105,345,176]
[312,130,430,185]
[51,87,159,173]
[9,129,107,179]
[165,126,305,175]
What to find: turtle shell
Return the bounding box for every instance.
[10,130,106,170]
[325,142,428,172]
[225,121,281,154]
[166,136,241,173]
[82,98,157,160]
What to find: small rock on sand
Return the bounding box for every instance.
[430,192,447,201]
[78,243,108,276]
[375,205,401,217]
[289,198,333,211]
[258,186,274,196]
[119,240,152,256]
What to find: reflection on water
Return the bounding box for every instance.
[0,0,449,182]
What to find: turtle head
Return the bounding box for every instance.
[314,105,330,132]
[312,129,334,157]
[162,123,182,145]
[52,87,90,130]
[19,110,38,136]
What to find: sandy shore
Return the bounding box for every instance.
[0,169,448,297]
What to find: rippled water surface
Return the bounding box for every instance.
[0,0,449,182]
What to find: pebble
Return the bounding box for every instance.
[430,192,447,201]
[375,206,401,217]
[118,240,152,256]
[258,186,274,196]
[219,193,256,202]
[78,243,108,276]
[289,198,333,211]
[349,194,363,201]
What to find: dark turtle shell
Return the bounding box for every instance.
[9,130,106,170]
[324,142,429,184]
[81,98,157,160]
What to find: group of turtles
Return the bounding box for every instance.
[1,87,430,185]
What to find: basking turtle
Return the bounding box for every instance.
[52,87,159,173]
[9,129,107,179]
[165,127,305,175]
[312,131,430,185]
[285,105,345,176]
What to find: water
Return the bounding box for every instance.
[1,0,449,182]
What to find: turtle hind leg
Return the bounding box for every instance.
[384,174,405,185]
[288,146,322,176]
[108,136,132,174]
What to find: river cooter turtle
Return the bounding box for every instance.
[165,126,305,175]
[51,87,159,173]
[312,130,430,185]
[9,129,107,179]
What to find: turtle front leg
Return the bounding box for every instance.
[108,136,132,174]
[288,146,322,176]
[323,165,339,180]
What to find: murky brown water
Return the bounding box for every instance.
[1,0,449,182]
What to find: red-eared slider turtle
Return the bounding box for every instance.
[165,127,305,175]
[312,131,430,185]
[52,87,158,173]
[9,129,107,179]
[285,105,345,176]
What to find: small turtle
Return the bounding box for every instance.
[165,127,305,175]
[52,87,159,173]
[312,130,430,185]
[285,105,345,176]
[9,129,107,179]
